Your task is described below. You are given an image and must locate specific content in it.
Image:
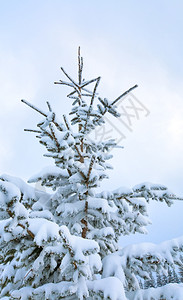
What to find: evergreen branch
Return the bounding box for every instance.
[111,84,138,105]
[24,268,33,281]
[60,229,78,270]
[80,77,101,89]
[67,90,78,98]
[38,127,54,141]
[6,208,35,239]
[98,97,106,107]
[53,120,64,132]
[54,80,78,90]
[79,77,101,153]
[63,114,71,131]
[96,85,137,122]
[67,87,93,98]
[75,147,84,163]
[89,77,101,107]
[65,78,100,99]
[81,58,83,82]
[67,168,72,177]
[67,77,99,100]
[22,99,63,132]
[60,67,79,89]
[78,46,83,85]
[46,101,52,112]
[24,129,41,133]
[82,77,101,133]
[81,93,94,97]
[123,196,135,205]
[74,165,86,180]
[21,99,47,117]
[26,228,35,239]
[63,114,84,163]
[54,79,82,102]
[49,123,61,151]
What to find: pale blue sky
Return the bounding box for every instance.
[0,0,183,246]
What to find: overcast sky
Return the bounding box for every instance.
[0,0,183,246]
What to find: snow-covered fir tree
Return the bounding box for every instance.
[1,48,183,299]
[179,255,183,283]
[167,266,180,284]
[172,268,180,284]
[161,273,168,287]
[167,267,174,284]
[139,280,143,290]
[156,272,163,288]
[156,267,180,289]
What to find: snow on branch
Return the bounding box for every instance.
[103,236,183,292]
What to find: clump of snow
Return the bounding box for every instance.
[102,253,126,284]
[0,174,36,200]
[14,202,29,219]
[60,225,100,257]
[11,282,77,300]
[28,166,68,183]
[28,218,60,246]
[0,180,21,205]
[113,186,133,196]
[87,277,127,300]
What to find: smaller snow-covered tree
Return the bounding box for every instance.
[139,279,144,289]
[172,268,180,284]
[144,271,156,289]
[162,273,168,286]
[167,266,174,284]
[179,255,183,283]
[156,268,180,288]
[156,272,163,287]
[167,266,180,284]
